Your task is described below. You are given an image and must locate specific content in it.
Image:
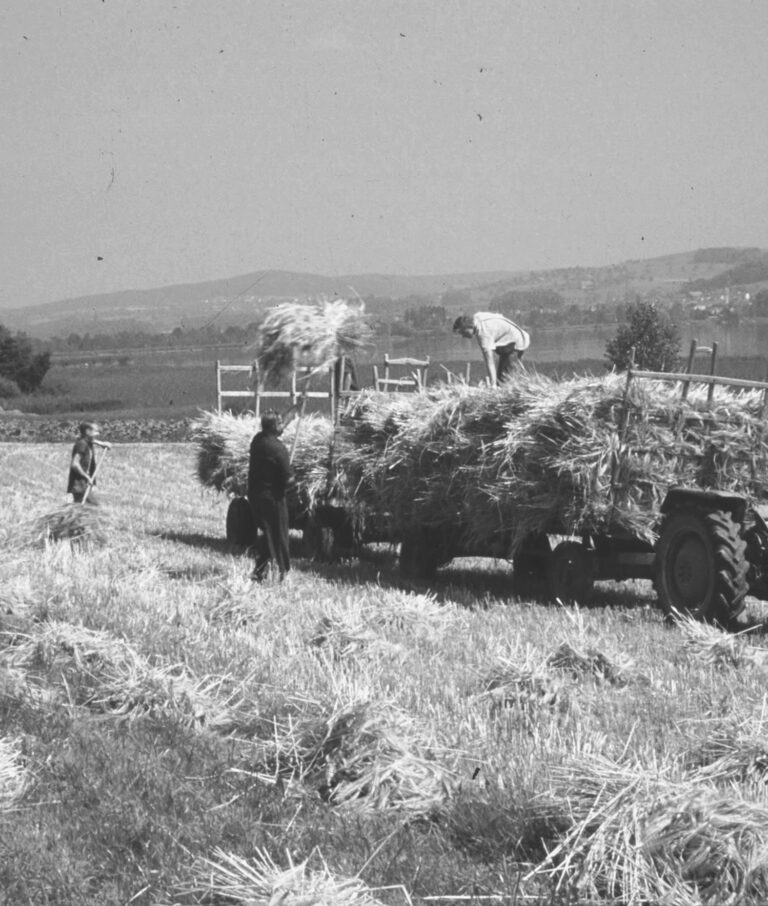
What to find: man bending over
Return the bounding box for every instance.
[453,312,530,387]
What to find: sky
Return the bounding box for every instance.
[1,0,768,309]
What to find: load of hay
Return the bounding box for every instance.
[191,410,339,524]
[334,370,768,553]
[254,297,372,382]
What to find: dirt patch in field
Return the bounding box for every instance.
[0,414,193,443]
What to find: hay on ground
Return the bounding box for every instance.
[0,736,29,811]
[249,699,459,815]
[25,504,108,546]
[531,753,768,905]
[2,622,245,732]
[172,847,385,906]
[546,640,643,686]
[675,612,768,668]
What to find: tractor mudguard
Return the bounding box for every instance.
[660,487,747,524]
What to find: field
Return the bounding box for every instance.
[7,333,768,422]
[4,443,768,904]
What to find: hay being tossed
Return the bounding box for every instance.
[254,297,372,382]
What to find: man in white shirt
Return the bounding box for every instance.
[453,312,531,386]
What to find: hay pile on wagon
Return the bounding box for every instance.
[192,409,334,500]
[335,370,768,553]
[192,411,367,531]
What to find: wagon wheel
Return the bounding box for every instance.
[400,526,453,580]
[549,541,595,605]
[655,509,748,625]
[302,515,335,562]
[512,533,552,599]
[226,497,256,551]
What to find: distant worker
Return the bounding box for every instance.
[68,421,111,505]
[247,410,294,582]
[453,312,530,386]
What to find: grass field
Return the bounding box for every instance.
[9,350,768,422]
[4,443,768,904]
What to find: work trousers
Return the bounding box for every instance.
[495,343,524,384]
[249,494,290,580]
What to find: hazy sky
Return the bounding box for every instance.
[2,1,767,308]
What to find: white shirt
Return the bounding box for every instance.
[472,312,530,352]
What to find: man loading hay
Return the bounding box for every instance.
[248,410,294,582]
[453,312,530,386]
[67,421,111,505]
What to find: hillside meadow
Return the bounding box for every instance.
[4,442,768,904]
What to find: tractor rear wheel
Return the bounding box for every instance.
[655,509,748,625]
[226,497,256,551]
[549,541,595,605]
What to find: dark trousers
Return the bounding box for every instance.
[249,495,290,579]
[71,481,100,506]
[496,344,524,384]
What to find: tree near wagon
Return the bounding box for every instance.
[0,323,51,392]
[605,300,681,372]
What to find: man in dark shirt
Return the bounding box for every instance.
[248,410,294,581]
[67,421,111,504]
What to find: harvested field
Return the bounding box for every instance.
[4,441,768,905]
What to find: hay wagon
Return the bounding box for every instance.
[398,359,768,625]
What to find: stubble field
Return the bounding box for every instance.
[3,443,768,905]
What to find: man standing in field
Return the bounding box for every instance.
[248,410,294,581]
[453,312,530,387]
[68,421,111,504]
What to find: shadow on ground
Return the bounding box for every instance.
[153,529,235,557]
[295,548,657,614]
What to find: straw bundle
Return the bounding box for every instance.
[686,717,768,785]
[0,736,29,811]
[308,615,401,661]
[675,612,768,668]
[483,659,565,714]
[533,754,768,904]
[308,592,452,660]
[4,622,243,731]
[255,298,372,382]
[25,504,108,546]
[546,641,642,687]
[252,699,458,815]
[172,847,384,906]
[335,370,768,556]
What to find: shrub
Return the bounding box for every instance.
[605,300,681,372]
[0,375,20,399]
[0,324,51,392]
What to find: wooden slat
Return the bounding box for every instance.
[631,369,768,392]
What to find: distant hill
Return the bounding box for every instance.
[3,248,768,339]
[1,269,522,338]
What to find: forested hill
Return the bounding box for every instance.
[4,247,768,339]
